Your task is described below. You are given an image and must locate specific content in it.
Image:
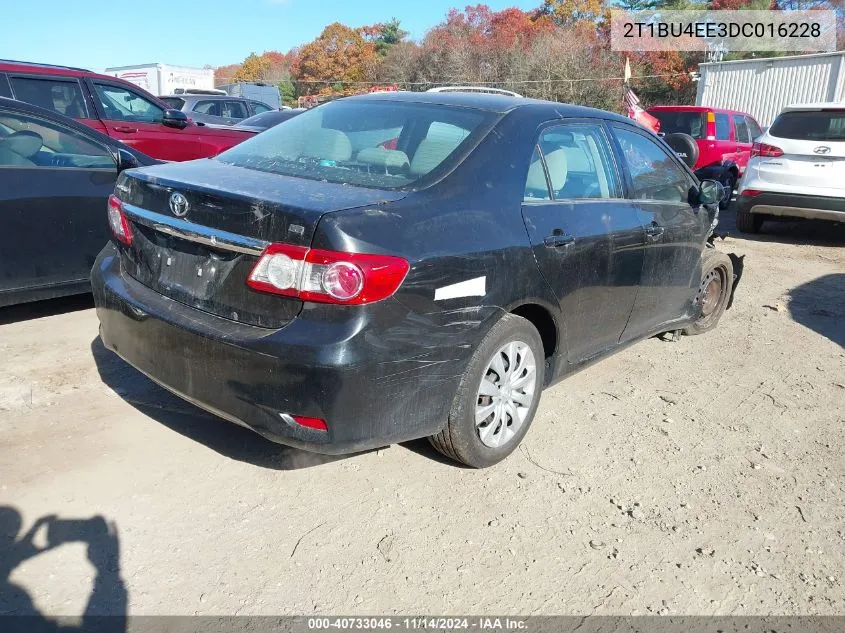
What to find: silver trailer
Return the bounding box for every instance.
[696,51,845,127]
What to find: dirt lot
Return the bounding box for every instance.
[1,209,843,618]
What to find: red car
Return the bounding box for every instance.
[0,60,254,161]
[647,105,763,209]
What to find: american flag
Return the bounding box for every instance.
[624,86,641,113]
[624,86,660,134]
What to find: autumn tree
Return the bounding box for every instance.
[360,18,409,56]
[214,63,241,85]
[234,53,271,82]
[541,0,605,26]
[296,23,378,95]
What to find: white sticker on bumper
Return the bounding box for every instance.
[434,276,486,301]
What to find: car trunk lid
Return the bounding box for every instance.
[115,159,405,328]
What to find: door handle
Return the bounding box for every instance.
[543,232,575,248]
[113,125,138,133]
[645,223,665,241]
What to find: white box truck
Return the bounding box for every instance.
[104,64,216,97]
[696,51,845,127]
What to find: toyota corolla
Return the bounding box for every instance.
[92,91,732,467]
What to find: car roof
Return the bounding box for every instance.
[782,102,845,112]
[344,90,632,122]
[0,96,156,164]
[0,59,92,78]
[648,105,754,117]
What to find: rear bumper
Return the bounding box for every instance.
[736,191,845,222]
[91,244,481,454]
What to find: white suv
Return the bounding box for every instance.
[736,103,845,233]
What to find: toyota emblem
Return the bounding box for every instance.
[169,192,189,217]
[813,146,831,155]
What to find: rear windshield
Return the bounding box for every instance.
[160,97,185,109]
[769,110,845,141]
[215,99,495,190]
[649,111,706,139]
[238,109,300,128]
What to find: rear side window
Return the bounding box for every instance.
[194,100,221,116]
[0,74,11,98]
[532,124,619,200]
[649,111,705,139]
[216,100,494,190]
[524,147,550,201]
[715,113,730,140]
[769,111,845,141]
[9,76,88,119]
[614,126,691,203]
[745,117,762,139]
[734,116,750,143]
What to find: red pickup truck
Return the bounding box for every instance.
[0,60,255,161]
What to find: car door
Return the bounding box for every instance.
[521,121,646,363]
[0,107,118,300]
[610,124,710,340]
[86,79,206,161]
[733,114,752,173]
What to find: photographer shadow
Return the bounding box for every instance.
[0,506,126,633]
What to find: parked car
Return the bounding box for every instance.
[0,60,255,161]
[647,106,764,209]
[92,91,732,468]
[736,103,845,233]
[160,94,276,127]
[217,82,282,110]
[0,97,156,307]
[233,108,305,133]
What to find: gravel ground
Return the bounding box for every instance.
[1,208,843,617]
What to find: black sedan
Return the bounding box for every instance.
[92,92,732,467]
[232,108,305,133]
[0,97,156,307]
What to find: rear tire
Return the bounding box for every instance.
[429,314,545,468]
[684,248,733,336]
[736,205,764,233]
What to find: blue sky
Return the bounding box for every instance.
[1,0,542,71]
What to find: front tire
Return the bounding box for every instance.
[684,248,733,336]
[429,314,545,468]
[719,173,736,211]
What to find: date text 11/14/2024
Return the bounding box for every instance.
[307,618,528,630]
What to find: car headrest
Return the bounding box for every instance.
[2,131,43,159]
[543,149,568,191]
[562,145,591,172]
[525,156,548,193]
[410,138,457,176]
[356,147,410,171]
[302,129,352,161]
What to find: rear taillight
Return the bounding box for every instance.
[740,189,762,197]
[107,195,133,246]
[751,142,783,158]
[247,243,409,305]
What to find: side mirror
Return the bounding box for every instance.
[698,179,725,206]
[116,148,139,173]
[162,109,189,129]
